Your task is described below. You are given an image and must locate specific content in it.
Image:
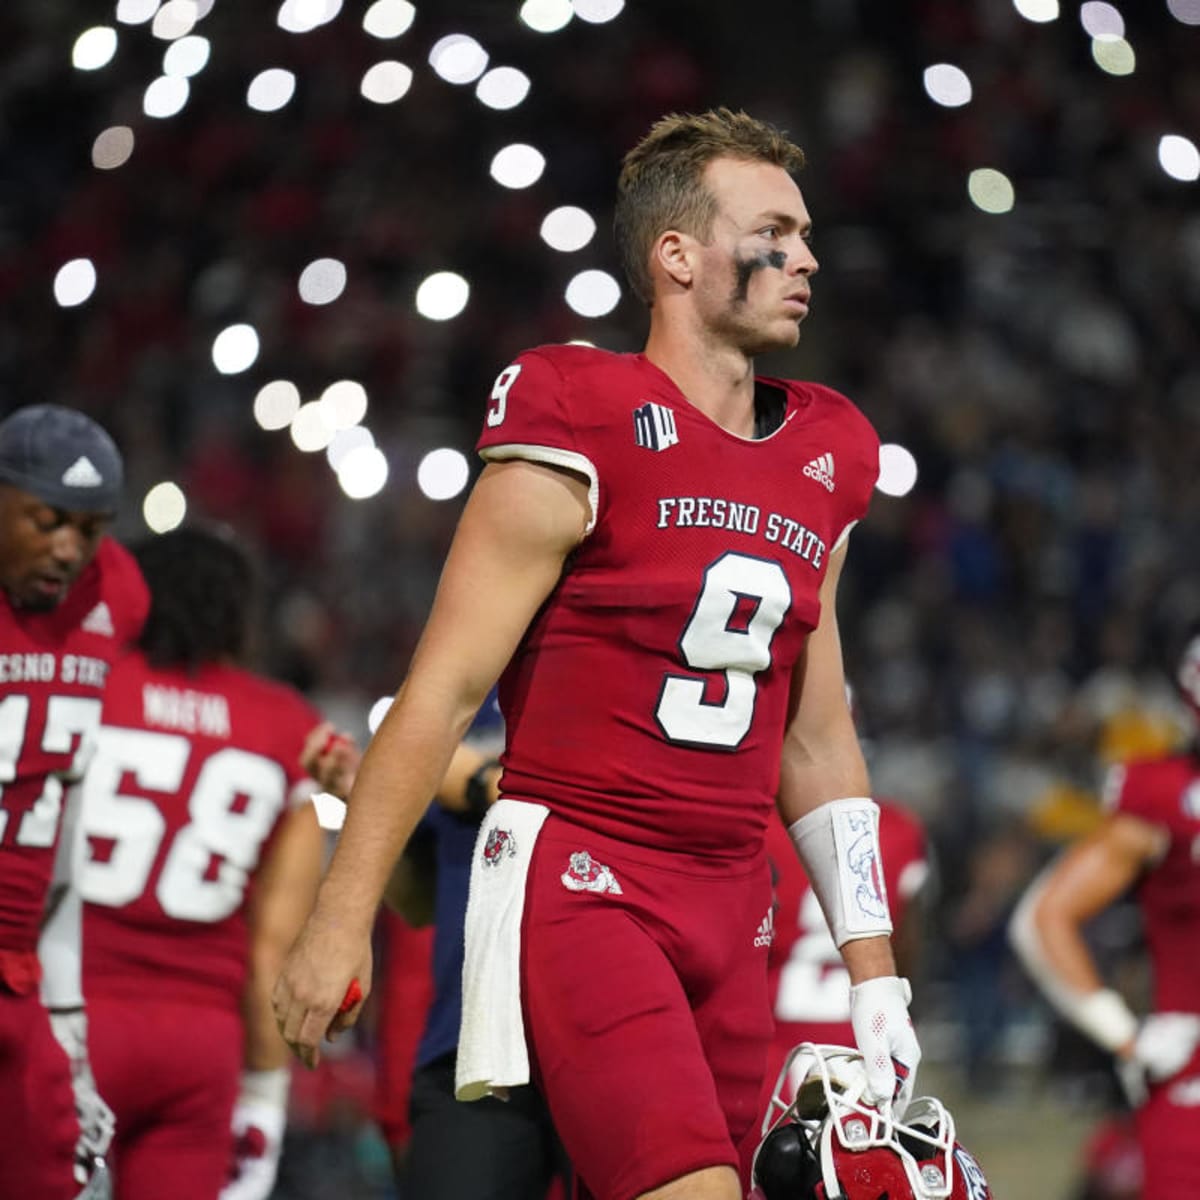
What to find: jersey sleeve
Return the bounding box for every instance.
[1101,761,1173,829]
[475,349,599,533]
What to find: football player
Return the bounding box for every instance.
[77,527,355,1200]
[0,404,146,1199]
[276,108,919,1200]
[1009,629,1200,1198]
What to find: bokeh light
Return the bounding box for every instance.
[476,67,531,110]
[415,272,470,320]
[1169,0,1200,23]
[417,448,470,500]
[298,258,347,304]
[253,381,301,430]
[1080,2,1124,38]
[337,445,389,498]
[143,75,190,118]
[1159,135,1200,182]
[520,0,573,32]
[565,269,621,317]
[1091,37,1136,75]
[430,34,488,84]
[290,401,336,452]
[278,0,342,34]
[876,444,919,497]
[490,143,546,189]
[572,0,625,21]
[319,380,369,429]
[922,64,972,107]
[92,126,135,170]
[72,27,118,70]
[211,323,260,374]
[53,259,97,307]
[143,482,187,533]
[163,34,210,76]
[361,61,413,103]
[967,167,1015,214]
[247,69,296,112]
[367,695,393,733]
[152,0,198,40]
[326,425,375,471]
[116,0,160,24]
[363,0,416,38]
[1012,0,1058,21]
[540,206,596,252]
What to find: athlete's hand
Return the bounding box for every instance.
[271,917,371,1069]
[220,1068,289,1200]
[47,1008,116,1185]
[849,975,921,1119]
[300,722,359,801]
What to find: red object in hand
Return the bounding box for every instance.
[338,978,363,1014]
[319,731,345,758]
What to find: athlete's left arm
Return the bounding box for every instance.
[775,540,918,1111]
[222,797,325,1200]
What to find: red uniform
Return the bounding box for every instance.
[1106,755,1200,1197]
[475,346,880,1200]
[0,538,147,1200]
[80,652,320,1200]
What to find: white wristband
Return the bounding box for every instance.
[1073,989,1139,1054]
[238,1067,290,1112]
[788,797,892,947]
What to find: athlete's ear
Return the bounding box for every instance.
[653,230,695,291]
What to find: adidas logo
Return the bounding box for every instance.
[633,401,679,452]
[80,601,114,637]
[753,907,775,948]
[61,456,104,488]
[803,452,835,493]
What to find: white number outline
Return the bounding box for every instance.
[79,726,288,923]
[0,693,103,847]
[655,552,791,749]
[774,888,852,1023]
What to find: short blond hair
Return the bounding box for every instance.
[614,108,806,305]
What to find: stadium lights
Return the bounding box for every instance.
[363,0,416,38]
[1012,0,1058,21]
[572,0,625,21]
[337,445,389,498]
[565,270,621,317]
[1159,134,1200,182]
[253,381,301,431]
[143,482,188,533]
[116,0,160,25]
[415,272,470,320]
[211,324,260,374]
[1091,37,1135,75]
[967,168,1015,214]
[476,66,531,110]
[290,401,336,452]
[143,74,189,118]
[278,0,342,34]
[318,380,369,429]
[876,444,919,497]
[490,143,546,189]
[72,27,118,70]
[361,61,413,103]
[429,34,488,84]
[540,206,597,252]
[53,259,97,307]
[1080,2,1124,38]
[520,0,573,33]
[152,1,199,41]
[417,448,470,501]
[247,68,297,112]
[163,34,210,77]
[298,258,348,304]
[326,426,375,471]
[922,64,972,108]
[92,126,135,170]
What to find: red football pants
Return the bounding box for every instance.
[89,995,241,1200]
[0,986,78,1200]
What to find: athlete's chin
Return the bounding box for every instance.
[744,325,801,356]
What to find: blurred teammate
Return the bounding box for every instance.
[276,108,919,1200]
[1009,630,1200,1198]
[0,403,146,1199]
[78,527,351,1200]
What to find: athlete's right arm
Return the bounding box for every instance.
[273,457,590,1068]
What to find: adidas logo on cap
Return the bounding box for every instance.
[61,456,104,488]
[803,452,835,493]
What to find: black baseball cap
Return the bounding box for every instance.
[0,404,124,513]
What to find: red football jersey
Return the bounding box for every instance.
[0,538,148,957]
[1105,756,1200,1015]
[763,799,928,1051]
[80,653,321,1009]
[477,346,880,858]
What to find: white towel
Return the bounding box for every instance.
[455,798,550,1101]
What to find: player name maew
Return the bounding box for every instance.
[655,496,827,569]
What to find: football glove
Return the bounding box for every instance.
[48,1007,115,1186]
[848,975,921,1118]
[220,1068,289,1200]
